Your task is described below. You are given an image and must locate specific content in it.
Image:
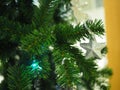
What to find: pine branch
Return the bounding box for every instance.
[0,0,111,89]
[54,19,105,45]
[33,0,61,27]
[68,47,99,90]
[21,27,55,55]
[95,68,112,90]
[0,16,33,41]
[53,47,80,87]
[85,19,105,35]
[7,65,32,90]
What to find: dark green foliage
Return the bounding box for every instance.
[0,0,35,56]
[21,27,55,55]
[7,65,32,90]
[54,19,104,45]
[53,47,80,87]
[33,0,61,27]
[0,0,34,23]
[0,0,112,90]
[101,46,108,54]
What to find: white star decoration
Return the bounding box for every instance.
[80,37,106,59]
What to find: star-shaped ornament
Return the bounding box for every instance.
[80,37,106,59]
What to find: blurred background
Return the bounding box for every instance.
[71,0,107,74]
[72,0,120,90]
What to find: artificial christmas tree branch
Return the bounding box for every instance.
[0,0,112,90]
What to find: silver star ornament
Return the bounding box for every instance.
[80,37,106,59]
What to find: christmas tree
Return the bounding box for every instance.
[0,0,112,90]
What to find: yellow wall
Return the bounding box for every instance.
[104,0,120,90]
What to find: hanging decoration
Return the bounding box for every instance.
[80,37,106,59]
